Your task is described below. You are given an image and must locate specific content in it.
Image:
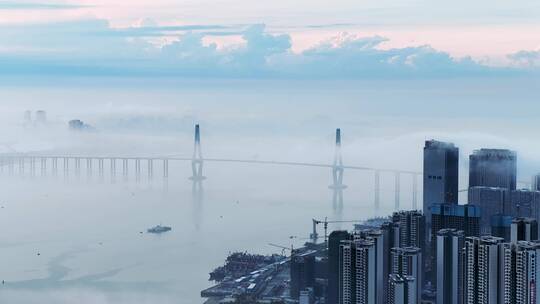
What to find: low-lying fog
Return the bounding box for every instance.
[0,77,538,303]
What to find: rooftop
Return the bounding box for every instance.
[424,140,456,149]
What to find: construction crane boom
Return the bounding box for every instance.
[268,243,294,256]
[310,217,364,246]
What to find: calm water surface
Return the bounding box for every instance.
[0,163,388,303]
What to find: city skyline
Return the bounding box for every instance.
[1,1,539,304]
[329,138,540,304]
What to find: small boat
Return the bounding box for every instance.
[147,225,172,234]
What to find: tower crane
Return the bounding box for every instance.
[310,217,364,246]
[268,243,294,256]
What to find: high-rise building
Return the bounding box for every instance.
[388,274,416,304]
[329,230,351,304]
[429,204,480,287]
[339,240,355,304]
[299,288,315,304]
[464,236,505,304]
[491,215,513,242]
[436,229,465,304]
[468,186,508,234]
[356,229,385,304]
[502,241,540,304]
[35,110,47,124]
[381,222,401,302]
[392,210,426,249]
[391,247,422,304]
[291,253,315,299]
[431,204,480,243]
[423,140,459,228]
[511,217,538,243]
[468,187,540,234]
[391,210,426,294]
[339,239,377,304]
[469,149,517,191]
[508,190,540,222]
[532,173,540,192]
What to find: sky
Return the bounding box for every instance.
[1,3,540,303]
[0,0,538,78]
[0,1,538,172]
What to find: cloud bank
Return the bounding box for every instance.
[508,49,540,68]
[0,18,536,78]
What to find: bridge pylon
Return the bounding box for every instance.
[189,124,206,191]
[329,129,347,211]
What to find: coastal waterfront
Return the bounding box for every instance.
[0,78,538,303]
[0,166,378,303]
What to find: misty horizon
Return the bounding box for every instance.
[1,1,539,303]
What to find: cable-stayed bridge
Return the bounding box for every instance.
[0,125,421,214]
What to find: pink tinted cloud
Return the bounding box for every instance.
[0,0,537,65]
[287,25,540,65]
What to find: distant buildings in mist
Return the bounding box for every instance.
[68,119,95,132]
[23,110,47,127]
[23,110,95,132]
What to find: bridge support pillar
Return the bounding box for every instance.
[122,159,128,181]
[135,159,141,183]
[63,158,69,178]
[110,158,116,183]
[30,157,36,177]
[40,157,46,177]
[86,158,93,179]
[18,157,24,175]
[98,158,104,181]
[52,157,58,177]
[75,157,81,178]
[3,158,7,174]
[147,159,153,181]
[163,159,169,178]
[8,157,14,176]
[329,128,346,213]
[162,159,169,191]
[189,124,205,193]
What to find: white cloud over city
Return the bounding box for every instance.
[0,17,538,78]
[0,0,537,78]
